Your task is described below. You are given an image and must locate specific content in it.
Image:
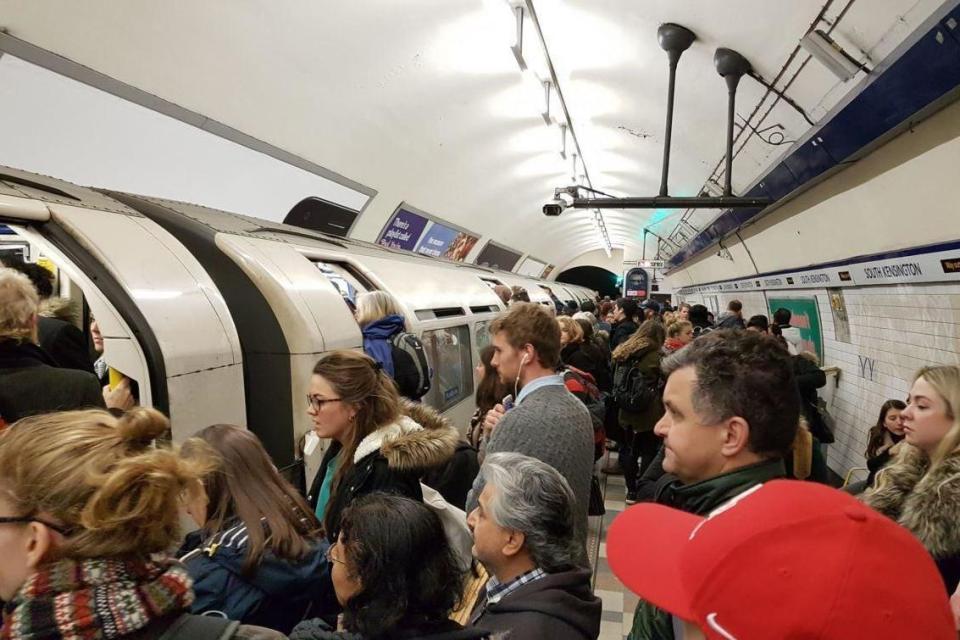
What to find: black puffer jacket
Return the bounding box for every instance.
[609,319,638,351]
[307,406,459,543]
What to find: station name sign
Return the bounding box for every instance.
[676,244,960,295]
[624,259,665,269]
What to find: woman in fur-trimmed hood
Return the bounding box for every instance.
[862,365,960,592]
[306,350,459,543]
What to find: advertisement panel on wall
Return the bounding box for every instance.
[517,256,547,277]
[414,223,479,262]
[623,267,649,298]
[377,208,428,250]
[541,264,555,278]
[768,297,823,362]
[475,242,523,271]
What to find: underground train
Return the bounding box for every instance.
[0,165,597,482]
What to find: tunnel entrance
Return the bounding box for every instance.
[556,265,620,298]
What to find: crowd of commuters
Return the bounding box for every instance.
[2,261,960,640]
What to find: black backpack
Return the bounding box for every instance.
[158,614,240,640]
[612,357,663,414]
[390,332,431,400]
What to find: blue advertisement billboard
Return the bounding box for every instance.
[416,223,459,257]
[414,223,480,261]
[377,208,428,251]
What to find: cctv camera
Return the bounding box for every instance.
[543,199,565,216]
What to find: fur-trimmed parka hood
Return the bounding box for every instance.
[352,400,459,472]
[39,297,80,324]
[862,443,960,559]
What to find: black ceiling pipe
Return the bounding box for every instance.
[656,23,696,197]
[573,195,769,209]
[714,48,752,196]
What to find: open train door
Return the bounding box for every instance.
[0,167,244,439]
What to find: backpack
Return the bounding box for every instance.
[612,356,663,414]
[391,332,431,400]
[158,613,240,640]
[562,366,607,459]
[562,366,606,431]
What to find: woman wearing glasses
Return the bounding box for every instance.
[291,494,489,640]
[0,407,284,639]
[178,424,333,633]
[306,350,458,544]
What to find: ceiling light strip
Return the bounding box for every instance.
[522,0,612,255]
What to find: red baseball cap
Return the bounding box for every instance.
[607,480,954,639]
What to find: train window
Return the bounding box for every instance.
[479,277,503,290]
[475,320,491,351]
[538,285,564,313]
[312,260,369,306]
[421,325,473,412]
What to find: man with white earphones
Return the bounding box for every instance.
[466,303,595,565]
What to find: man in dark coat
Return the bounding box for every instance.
[3,259,95,374]
[468,453,601,640]
[609,298,640,350]
[0,268,103,425]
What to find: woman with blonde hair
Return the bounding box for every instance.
[0,408,283,639]
[305,350,458,543]
[862,365,960,592]
[611,319,666,503]
[354,290,424,400]
[663,320,693,353]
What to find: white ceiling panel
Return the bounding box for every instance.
[0,0,944,267]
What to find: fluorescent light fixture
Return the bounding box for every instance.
[800,30,862,82]
[510,5,526,70]
[541,80,552,125]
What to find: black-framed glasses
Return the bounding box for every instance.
[307,394,343,412]
[0,516,71,535]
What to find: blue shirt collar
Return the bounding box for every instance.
[516,374,565,405]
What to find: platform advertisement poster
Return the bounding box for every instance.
[541,264,555,278]
[415,223,479,262]
[377,209,428,251]
[768,297,823,362]
[623,267,649,298]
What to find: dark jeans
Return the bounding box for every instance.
[622,429,661,494]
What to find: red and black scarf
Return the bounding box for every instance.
[1,556,193,640]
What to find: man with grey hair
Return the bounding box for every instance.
[467,452,601,640]
[628,329,798,640]
[0,268,103,425]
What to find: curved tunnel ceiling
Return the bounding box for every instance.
[0,0,944,267]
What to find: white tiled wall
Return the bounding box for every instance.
[680,284,960,479]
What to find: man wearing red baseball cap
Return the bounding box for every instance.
[608,479,955,639]
[629,330,797,639]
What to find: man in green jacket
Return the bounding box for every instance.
[626,330,799,640]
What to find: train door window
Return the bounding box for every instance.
[475,320,492,352]
[479,277,503,291]
[421,325,473,412]
[312,260,370,309]
[538,285,562,310]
